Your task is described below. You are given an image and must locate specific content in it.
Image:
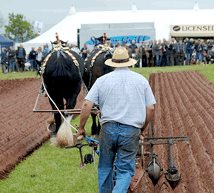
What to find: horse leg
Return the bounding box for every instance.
[97,117,101,133]
[65,82,81,110]
[65,93,78,110]
[49,96,64,136]
[91,113,99,136]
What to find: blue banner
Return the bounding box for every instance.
[85,35,150,46]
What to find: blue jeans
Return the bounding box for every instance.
[197,52,203,63]
[185,52,192,65]
[9,59,16,72]
[98,122,140,193]
[155,54,161,66]
[29,59,36,70]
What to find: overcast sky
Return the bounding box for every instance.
[0,0,214,32]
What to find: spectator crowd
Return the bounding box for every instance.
[0,42,90,74]
[121,38,214,67]
[0,37,214,74]
[0,44,50,73]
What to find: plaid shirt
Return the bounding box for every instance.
[85,67,156,128]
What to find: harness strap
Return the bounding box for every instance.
[86,46,112,89]
[46,47,88,94]
[63,50,79,67]
[91,50,104,67]
[41,52,53,68]
[90,45,113,67]
[40,46,80,75]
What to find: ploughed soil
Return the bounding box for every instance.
[0,71,214,193]
[130,71,213,193]
[0,78,85,179]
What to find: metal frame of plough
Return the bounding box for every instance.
[130,121,190,192]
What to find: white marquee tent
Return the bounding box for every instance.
[22,6,214,51]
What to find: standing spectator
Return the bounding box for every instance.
[121,41,127,47]
[184,38,194,65]
[153,40,162,67]
[96,32,110,45]
[106,40,114,49]
[202,40,208,64]
[1,47,8,73]
[191,47,197,64]
[71,44,81,55]
[138,41,149,67]
[206,39,214,64]
[115,41,121,48]
[196,39,204,64]
[208,46,214,64]
[16,44,26,71]
[28,47,37,70]
[36,47,43,70]
[8,46,17,72]
[129,40,138,67]
[42,44,50,58]
[177,40,185,65]
[77,47,156,193]
[161,39,168,66]
[129,40,138,57]
[167,39,175,66]
[80,43,90,59]
[172,38,179,65]
[125,44,132,58]
[147,40,154,67]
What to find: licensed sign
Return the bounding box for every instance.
[170,25,214,37]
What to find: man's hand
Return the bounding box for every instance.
[77,127,86,137]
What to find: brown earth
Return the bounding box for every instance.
[132,71,213,193]
[0,78,85,179]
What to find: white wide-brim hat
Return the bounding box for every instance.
[105,47,137,67]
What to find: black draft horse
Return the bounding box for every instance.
[42,48,84,136]
[83,46,113,135]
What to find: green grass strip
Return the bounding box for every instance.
[0,64,213,82]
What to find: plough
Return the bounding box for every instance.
[130,135,189,191]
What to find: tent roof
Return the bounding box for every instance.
[0,34,14,43]
[22,8,214,50]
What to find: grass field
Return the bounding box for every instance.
[0,64,214,193]
[0,64,214,82]
[0,71,39,80]
[132,64,214,82]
